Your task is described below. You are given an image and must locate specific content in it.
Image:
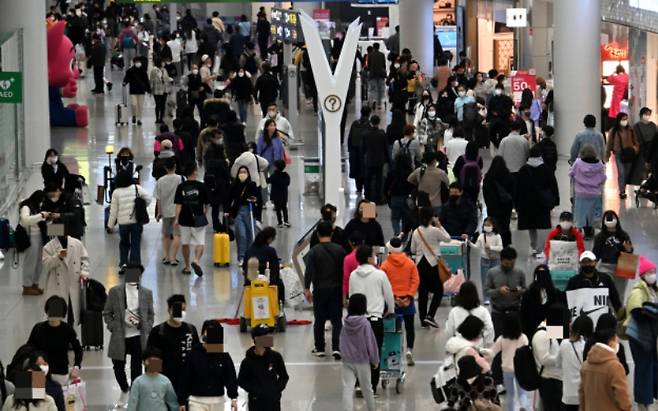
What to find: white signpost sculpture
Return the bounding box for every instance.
[299,12,362,215]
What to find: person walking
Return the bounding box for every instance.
[579,328,632,411]
[565,251,622,313]
[410,207,451,328]
[304,221,347,360]
[385,151,415,236]
[606,112,640,199]
[485,247,526,337]
[482,156,514,247]
[126,347,180,411]
[254,64,280,117]
[605,65,629,125]
[490,312,530,411]
[362,115,388,204]
[570,114,607,164]
[186,64,206,121]
[558,315,594,411]
[473,217,503,304]
[118,22,138,71]
[203,138,232,233]
[18,190,46,296]
[123,57,151,126]
[569,145,606,238]
[149,58,172,124]
[89,34,107,94]
[266,160,290,228]
[343,200,385,248]
[347,106,371,194]
[407,151,450,215]
[339,293,379,411]
[366,42,386,109]
[103,265,154,408]
[229,166,262,264]
[498,121,529,179]
[520,265,566,339]
[155,161,182,265]
[445,281,495,346]
[41,149,69,189]
[592,210,634,301]
[622,256,658,411]
[230,69,254,123]
[348,245,395,395]
[515,145,559,256]
[381,237,420,364]
[107,172,152,271]
[174,163,209,276]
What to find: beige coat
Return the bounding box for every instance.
[43,236,89,325]
[579,343,632,411]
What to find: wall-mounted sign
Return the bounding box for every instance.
[271,8,303,44]
[506,8,528,28]
[601,42,629,61]
[0,72,22,104]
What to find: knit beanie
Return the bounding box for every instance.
[638,256,656,276]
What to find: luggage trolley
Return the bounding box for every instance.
[379,315,406,394]
[440,239,471,300]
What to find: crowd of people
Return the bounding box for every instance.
[2,1,658,411]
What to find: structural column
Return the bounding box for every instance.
[399,0,434,72]
[0,0,50,166]
[519,0,552,78]
[553,0,600,155]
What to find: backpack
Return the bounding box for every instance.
[513,327,546,391]
[122,32,135,49]
[6,343,37,384]
[394,139,414,170]
[243,52,258,75]
[459,157,482,197]
[84,278,107,312]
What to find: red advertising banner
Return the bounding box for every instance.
[511,70,536,105]
[313,9,330,21]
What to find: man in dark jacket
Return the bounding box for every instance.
[367,42,386,108]
[122,57,151,125]
[256,13,271,58]
[255,63,280,116]
[40,183,85,240]
[537,125,558,171]
[347,106,371,194]
[203,89,232,125]
[222,112,247,165]
[487,84,514,147]
[146,294,200,404]
[89,34,107,94]
[439,182,478,239]
[565,251,622,312]
[309,204,351,252]
[202,19,221,59]
[304,222,347,359]
[238,325,289,411]
[362,115,388,204]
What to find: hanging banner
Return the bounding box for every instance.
[510,69,536,105]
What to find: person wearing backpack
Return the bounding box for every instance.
[557,315,593,411]
[391,124,422,170]
[347,106,371,194]
[118,22,138,71]
[407,151,450,216]
[453,142,483,205]
[107,171,152,272]
[239,42,262,77]
[531,302,569,411]
[103,265,154,408]
[490,312,529,411]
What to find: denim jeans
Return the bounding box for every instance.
[629,333,658,405]
[503,371,530,411]
[119,223,143,265]
[237,99,249,123]
[235,205,254,260]
[480,257,499,300]
[615,153,632,195]
[389,196,406,235]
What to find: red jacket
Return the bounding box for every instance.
[544,226,585,258]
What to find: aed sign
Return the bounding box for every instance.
[0,72,22,104]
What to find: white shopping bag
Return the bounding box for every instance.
[566,287,610,325]
[548,240,579,272]
[63,380,87,411]
[280,266,306,309]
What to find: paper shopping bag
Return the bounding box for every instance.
[615,252,639,279]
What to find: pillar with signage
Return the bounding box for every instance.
[299,12,361,215]
[399,0,434,71]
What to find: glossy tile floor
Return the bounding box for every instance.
[1,67,657,410]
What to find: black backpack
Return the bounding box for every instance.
[84,278,107,312]
[514,327,547,391]
[463,102,478,127]
[394,139,414,170]
[243,52,258,75]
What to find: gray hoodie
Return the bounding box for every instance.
[348,264,395,319]
[339,316,380,364]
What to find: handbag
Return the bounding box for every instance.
[95,185,104,205]
[416,228,451,283]
[14,224,30,253]
[133,185,150,225]
[430,358,457,404]
[443,269,466,294]
[615,252,639,279]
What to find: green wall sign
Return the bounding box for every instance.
[0,72,22,104]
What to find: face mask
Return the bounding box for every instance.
[494,89,503,96]
[268,111,277,118]
[479,108,487,117]
[483,225,493,233]
[427,111,436,118]
[604,219,617,228]
[206,62,212,67]
[458,91,466,97]
[48,156,58,165]
[581,265,595,275]
[39,365,49,376]
[394,63,400,69]
[620,120,628,127]
[135,62,142,68]
[192,69,199,75]
[75,9,82,16]
[644,273,657,285]
[422,95,430,101]
[561,221,572,230]
[238,72,245,77]
[238,173,248,182]
[449,195,460,202]
[643,115,652,122]
[49,195,60,203]
[173,311,186,322]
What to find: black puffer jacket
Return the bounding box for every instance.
[182,344,238,400]
[238,347,289,411]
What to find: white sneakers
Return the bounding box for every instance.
[406,351,415,366]
[116,390,129,408]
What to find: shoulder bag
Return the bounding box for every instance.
[133,185,150,225]
[416,228,451,283]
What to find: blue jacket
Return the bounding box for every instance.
[257,135,285,164]
[570,128,606,163]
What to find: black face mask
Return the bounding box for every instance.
[581,265,595,275]
[449,195,460,203]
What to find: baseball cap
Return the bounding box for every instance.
[579,251,597,262]
[201,54,210,62]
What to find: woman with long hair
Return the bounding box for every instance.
[229,166,262,264]
[605,112,639,199]
[520,264,566,338]
[593,209,634,300]
[343,199,385,247]
[482,156,514,246]
[256,118,284,203]
[445,281,494,345]
[41,149,69,189]
[18,190,46,296]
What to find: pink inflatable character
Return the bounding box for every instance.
[47,20,88,127]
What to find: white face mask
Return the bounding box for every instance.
[427,111,436,118]
[238,71,245,77]
[604,219,617,228]
[134,62,142,68]
[206,62,212,67]
[479,108,487,117]
[458,91,466,97]
[494,89,503,96]
[466,376,478,384]
[561,221,572,230]
[49,195,60,203]
[39,365,49,375]
[267,111,277,118]
[483,225,493,233]
[620,120,628,127]
[192,69,199,75]
[452,81,459,88]
[48,156,58,165]
[644,273,657,285]
[613,341,620,354]
[173,310,186,323]
[643,115,652,122]
[394,63,400,69]
[238,173,248,182]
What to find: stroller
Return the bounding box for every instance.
[635,173,658,208]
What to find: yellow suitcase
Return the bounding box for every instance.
[213,232,230,266]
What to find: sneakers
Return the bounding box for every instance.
[424,317,439,328]
[283,222,291,228]
[406,351,415,366]
[119,264,127,274]
[620,192,628,199]
[311,348,326,357]
[116,390,129,407]
[191,262,203,277]
[278,223,285,229]
[332,351,342,360]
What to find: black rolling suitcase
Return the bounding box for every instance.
[80,309,103,351]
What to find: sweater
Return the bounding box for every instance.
[108,184,152,227]
[304,242,346,290]
[484,266,526,312]
[342,250,358,298]
[558,338,585,405]
[27,321,83,375]
[579,344,632,411]
[348,264,395,318]
[445,306,495,347]
[531,323,561,380]
[569,158,606,197]
[491,334,528,372]
[339,316,380,364]
[473,232,503,260]
[181,345,238,400]
[410,225,451,266]
[127,373,179,411]
[381,252,420,298]
[592,229,632,265]
[498,132,529,172]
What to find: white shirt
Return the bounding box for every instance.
[474,232,503,260]
[445,305,495,346]
[557,338,585,405]
[167,39,182,63]
[445,137,468,166]
[410,225,451,266]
